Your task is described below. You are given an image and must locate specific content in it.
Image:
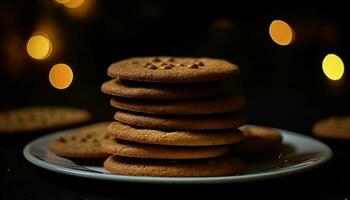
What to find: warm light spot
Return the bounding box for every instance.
[65,0,94,18]
[55,0,70,4]
[49,63,73,89]
[26,34,52,60]
[322,54,345,81]
[64,0,85,8]
[269,20,294,46]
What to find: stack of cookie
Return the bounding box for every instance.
[101,57,246,177]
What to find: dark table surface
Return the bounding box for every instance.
[1,88,349,200]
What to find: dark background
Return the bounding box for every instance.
[0,0,349,199]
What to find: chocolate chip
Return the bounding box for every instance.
[150,57,161,62]
[71,136,76,140]
[143,63,151,68]
[147,65,158,69]
[131,60,139,64]
[93,139,98,143]
[81,138,86,142]
[177,63,185,67]
[160,65,172,69]
[166,57,174,62]
[188,63,199,69]
[195,61,204,66]
[86,134,92,139]
[104,135,110,139]
[59,137,66,143]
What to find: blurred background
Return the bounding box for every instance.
[0,0,349,134]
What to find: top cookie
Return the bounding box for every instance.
[107,57,239,82]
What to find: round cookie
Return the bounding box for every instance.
[104,155,245,177]
[107,121,243,146]
[101,139,228,159]
[0,106,91,133]
[313,116,350,140]
[230,126,283,154]
[101,79,224,100]
[114,111,246,130]
[110,94,246,115]
[107,57,239,83]
[48,122,110,158]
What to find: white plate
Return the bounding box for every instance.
[23,126,332,184]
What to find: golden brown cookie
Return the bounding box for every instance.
[101,138,228,159]
[110,94,246,115]
[101,79,224,100]
[313,116,350,140]
[107,57,239,82]
[48,122,110,158]
[104,155,245,177]
[114,110,246,130]
[107,121,243,146]
[230,126,283,154]
[0,106,91,133]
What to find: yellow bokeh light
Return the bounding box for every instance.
[322,54,345,81]
[49,63,73,89]
[269,20,294,46]
[26,34,52,60]
[55,0,71,4]
[64,0,85,8]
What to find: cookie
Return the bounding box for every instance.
[107,57,239,82]
[101,79,224,100]
[110,94,246,115]
[107,121,243,146]
[230,126,283,154]
[313,116,350,140]
[104,155,245,177]
[0,106,91,133]
[101,138,228,159]
[114,110,246,130]
[48,122,110,158]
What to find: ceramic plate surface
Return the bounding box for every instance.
[23,125,332,184]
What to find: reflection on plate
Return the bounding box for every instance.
[23,126,332,184]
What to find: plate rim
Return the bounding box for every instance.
[23,125,333,184]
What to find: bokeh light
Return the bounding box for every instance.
[26,34,52,60]
[55,0,70,4]
[269,20,294,46]
[65,0,94,18]
[64,0,85,8]
[49,63,74,89]
[322,54,345,81]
